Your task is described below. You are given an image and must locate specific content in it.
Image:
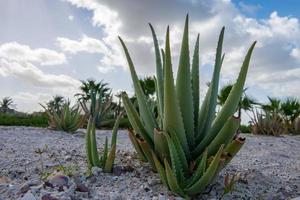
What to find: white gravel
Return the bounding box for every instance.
[0,126,299,200]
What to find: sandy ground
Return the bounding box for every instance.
[0,126,299,200]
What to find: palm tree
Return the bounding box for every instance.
[139,76,156,97]
[46,95,65,114]
[76,79,111,101]
[280,98,300,123]
[76,79,113,128]
[260,97,300,134]
[280,97,300,132]
[261,97,281,114]
[218,84,257,118]
[0,97,15,113]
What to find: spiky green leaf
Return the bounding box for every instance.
[191,34,200,135]
[163,26,189,156]
[175,15,195,147]
[149,23,164,123]
[119,37,157,135]
[185,145,224,195]
[194,41,256,153]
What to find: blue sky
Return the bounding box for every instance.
[0,0,300,124]
[233,0,300,18]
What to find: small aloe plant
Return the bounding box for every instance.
[41,102,84,133]
[84,89,122,172]
[119,15,256,198]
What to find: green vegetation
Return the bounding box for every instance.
[218,83,257,118]
[0,97,15,113]
[84,88,122,172]
[0,112,48,127]
[218,84,257,134]
[119,15,256,197]
[250,97,300,135]
[250,110,287,136]
[41,100,85,133]
[76,79,121,129]
[46,95,65,114]
[239,124,251,133]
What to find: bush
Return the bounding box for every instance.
[100,117,131,129]
[0,113,48,127]
[240,124,251,133]
[250,110,287,136]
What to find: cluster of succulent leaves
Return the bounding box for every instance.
[119,15,256,198]
[85,89,122,172]
[41,101,85,133]
[251,97,300,135]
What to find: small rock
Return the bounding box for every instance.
[48,175,69,188]
[148,178,161,186]
[0,176,12,184]
[19,184,30,194]
[91,167,102,176]
[20,179,41,193]
[41,194,59,200]
[113,166,123,176]
[88,176,97,184]
[73,175,85,184]
[75,183,89,193]
[65,155,72,161]
[122,165,134,173]
[30,184,43,194]
[20,191,36,200]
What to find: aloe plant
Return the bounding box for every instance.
[41,102,84,133]
[77,80,113,128]
[119,15,256,198]
[84,89,122,172]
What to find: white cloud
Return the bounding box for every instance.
[57,35,109,54]
[68,15,74,21]
[0,42,66,66]
[0,58,80,88]
[97,65,114,74]
[63,0,300,99]
[57,35,124,73]
[11,90,80,113]
[290,48,300,62]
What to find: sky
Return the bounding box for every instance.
[0,0,300,123]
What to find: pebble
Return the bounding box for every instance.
[0,127,300,200]
[91,167,102,176]
[41,194,59,200]
[48,175,69,188]
[75,183,89,193]
[20,191,36,200]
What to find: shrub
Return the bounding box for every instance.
[239,124,251,133]
[42,103,85,133]
[250,110,287,136]
[0,112,48,127]
[293,117,300,135]
[119,15,256,198]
